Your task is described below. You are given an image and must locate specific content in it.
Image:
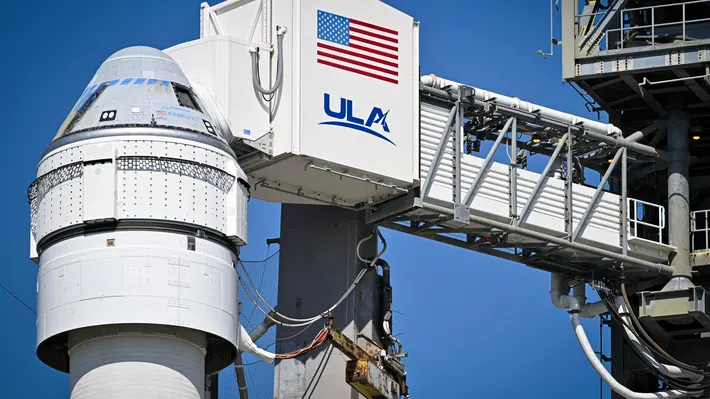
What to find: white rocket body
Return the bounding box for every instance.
[29,47,249,399]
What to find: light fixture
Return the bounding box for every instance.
[607,158,613,164]
[693,135,701,141]
[531,133,542,144]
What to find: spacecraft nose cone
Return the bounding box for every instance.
[47,45,232,157]
[95,46,190,87]
[105,46,178,63]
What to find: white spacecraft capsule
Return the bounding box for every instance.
[28,46,249,399]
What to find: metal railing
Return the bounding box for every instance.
[627,198,666,244]
[577,0,710,54]
[692,209,710,252]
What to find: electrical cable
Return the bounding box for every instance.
[620,283,707,374]
[275,327,330,360]
[603,297,701,390]
[276,321,318,341]
[238,276,316,327]
[233,228,387,370]
[243,247,276,328]
[300,344,334,399]
[621,283,710,377]
[597,292,705,392]
[242,249,280,263]
[239,227,388,325]
[251,27,286,96]
[268,76,284,121]
[250,27,287,119]
[356,227,387,266]
[0,282,35,314]
[240,260,369,323]
[597,287,710,392]
[572,312,695,398]
[599,314,605,399]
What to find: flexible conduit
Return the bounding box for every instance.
[571,313,692,398]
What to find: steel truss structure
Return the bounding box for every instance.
[367,83,674,282]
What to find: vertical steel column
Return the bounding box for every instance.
[560,0,577,79]
[621,148,628,258]
[207,373,218,399]
[667,102,691,278]
[421,105,458,198]
[510,118,518,220]
[453,100,463,204]
[566,126,574,237]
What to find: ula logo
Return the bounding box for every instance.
[319,93,394,145]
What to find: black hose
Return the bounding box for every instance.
[620,283,707,374]
[250,30,285,96]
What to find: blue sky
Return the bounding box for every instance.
[0,0,610,398]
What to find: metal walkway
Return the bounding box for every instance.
[367,76,676,280]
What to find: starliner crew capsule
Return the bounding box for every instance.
[28,46,256,399]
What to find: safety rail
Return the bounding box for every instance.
[692,209,710,252]
[627,198,666,244]
[576,0,710,54]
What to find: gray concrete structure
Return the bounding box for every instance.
[274,204,380,399]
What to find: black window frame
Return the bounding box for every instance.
[171,83,202,112]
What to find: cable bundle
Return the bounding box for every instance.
[597,283,710,393]
[236,227,387,362]
[275,327,330,360]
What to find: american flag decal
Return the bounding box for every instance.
[316,10,399,85]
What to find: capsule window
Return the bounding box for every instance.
[172,83,201,112]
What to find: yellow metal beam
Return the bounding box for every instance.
[328,325,408,399]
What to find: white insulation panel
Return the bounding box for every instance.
[420,102,673,262]
[31,136,247,246]
[37,230,238,350]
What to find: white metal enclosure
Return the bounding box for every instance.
[166,0,420,208]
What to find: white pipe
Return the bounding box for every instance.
[627,131,645,142]
[578,301,607,318]
[616,299,704,382]
[571,313,693,398]
[550,273,571,309]
[550,274,607,318]
[421,74,622,137]
[574,283,587,306]
[249,312,277,342]
[237,324,275,364]
[249,323,268,342]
